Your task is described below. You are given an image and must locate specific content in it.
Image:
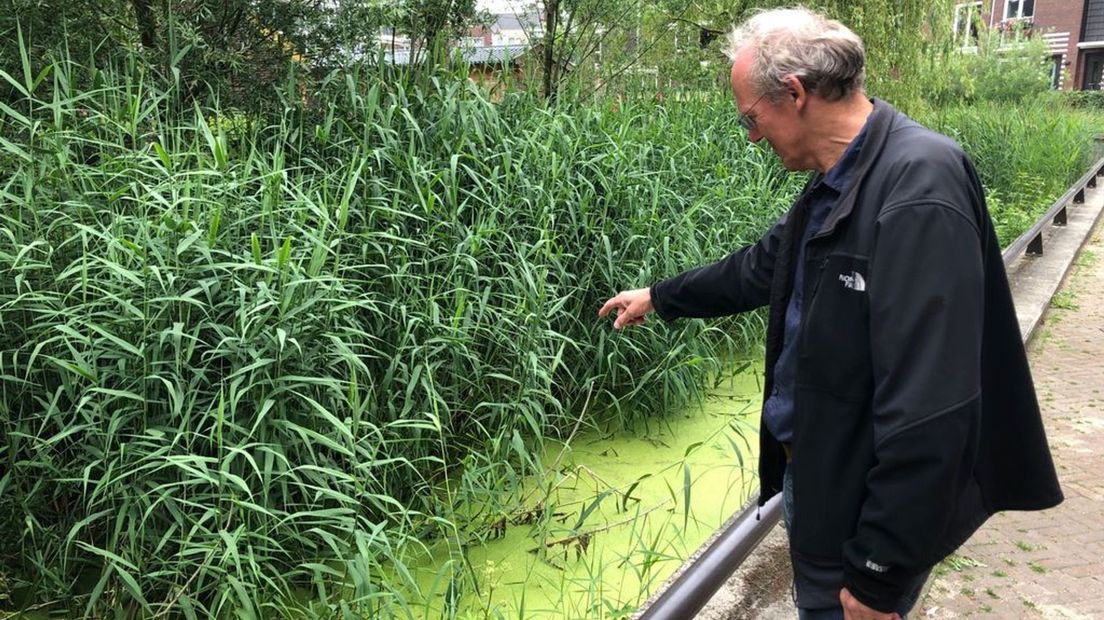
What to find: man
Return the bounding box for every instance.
[599,8,1062,620]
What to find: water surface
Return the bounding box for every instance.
[412,369,764,619]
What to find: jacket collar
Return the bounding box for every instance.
[810,98,898,238]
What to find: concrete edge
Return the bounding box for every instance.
[1008,181,1104,344]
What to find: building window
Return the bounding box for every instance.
[954,2,983,50]
[1086,53,1104,90]
[1050,55,1062,89]
[1004,0,1035,20]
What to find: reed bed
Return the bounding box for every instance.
[0,58,794,617]
[915,97,1102,245]
[1,51,1098,617]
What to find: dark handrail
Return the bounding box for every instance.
[1002,155,1104,263]
[636,494,782,620]
[633,155,1104,620]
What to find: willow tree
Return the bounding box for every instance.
[821,0,956,111]
[552,0,957,107]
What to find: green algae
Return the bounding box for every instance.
[407,369,764,619]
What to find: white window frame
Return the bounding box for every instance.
[1003,0,1035,21]
[954,2,983,51]
[1049,55,1063,89]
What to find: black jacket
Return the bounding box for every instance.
[650,99,1062,611]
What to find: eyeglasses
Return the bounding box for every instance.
[737,92,768,131]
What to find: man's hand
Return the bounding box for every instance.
[840,588,901,620]
[598,288,654,329]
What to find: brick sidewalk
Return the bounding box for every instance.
[918,221,1104,618]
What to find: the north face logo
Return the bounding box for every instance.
[839,271,866,291]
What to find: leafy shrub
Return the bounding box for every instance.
[922,27,1053,106]
[916,98,1101,244]
[1063,89,1104,111]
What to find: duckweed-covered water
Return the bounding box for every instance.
[410,369,764,619]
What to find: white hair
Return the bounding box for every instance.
[724,7,866,102]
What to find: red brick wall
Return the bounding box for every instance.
[1035,0,1088,87]
[975,0,1087,89]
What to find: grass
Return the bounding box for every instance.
[942,554,986,571]
[1050,290,1079,310]
[0,42,1101,618]
[1074,249,1097,268]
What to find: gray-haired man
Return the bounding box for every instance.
[600,8,1061,619]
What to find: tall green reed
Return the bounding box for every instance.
[914,96,1102,245]
[0,53,795,617]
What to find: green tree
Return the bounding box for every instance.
[542,0,956,108]
[1,1,443,108]
[401,0,482,65]
[2,1,311,107]
[921,24,1054,106]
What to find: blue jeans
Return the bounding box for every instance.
[783,466,927,619]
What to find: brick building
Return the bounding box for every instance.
[954,0,1104,89]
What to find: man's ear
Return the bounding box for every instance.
[782,74,808,109]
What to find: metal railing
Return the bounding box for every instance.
[1002,155,1104,262]
[635,155,1104,620]
[637,494,782,620]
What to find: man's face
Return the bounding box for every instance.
[729,52,808,171]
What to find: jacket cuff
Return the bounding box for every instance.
[649,281,675,322]
[842,560,908,614]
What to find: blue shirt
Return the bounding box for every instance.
[762,123,869,443]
